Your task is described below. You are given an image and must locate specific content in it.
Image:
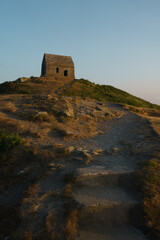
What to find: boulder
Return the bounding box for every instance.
[53,100,75,118]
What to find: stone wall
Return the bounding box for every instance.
[44,64,74,78]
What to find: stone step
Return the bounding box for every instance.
[79,203,140,227]
[75,224,148,240]
[73,185,138,225]
[75,165,135,178]
[75,167,136,194]
[73,165,147,239]
[73,186,137,207]
[76,172,134,189]
[75,165,135,188]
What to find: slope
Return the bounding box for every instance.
[58,78,160,110]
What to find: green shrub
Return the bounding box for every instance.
[22,90,31,94]
[0,130,23,154]
[30,77,43,83]
[30,76,37,80]
[36,79,43,83]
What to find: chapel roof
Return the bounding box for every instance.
[43,54,74,67]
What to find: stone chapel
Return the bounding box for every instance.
[41,53,75,80]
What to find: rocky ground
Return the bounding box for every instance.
[0,94,159,240]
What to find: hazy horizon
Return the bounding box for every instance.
[1,0,160,105]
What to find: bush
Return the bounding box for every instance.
[0,130,23,155]
[36,79,43,84]
[30,76,37,81]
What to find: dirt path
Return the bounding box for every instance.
[71,104,149,239]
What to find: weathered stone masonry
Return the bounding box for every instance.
[41,53,75,80]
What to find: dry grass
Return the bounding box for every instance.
[0,94,121,145]
[136,158,160,239]
[126,105,160,136]
[125,105,160,117]
[64,183,73,198]
[45,212,56,239]
[64,172,76,198]
[20,231,33,240]
[0,77,74,95]
[129,106,160,239]
[26,184,40,198]
[148,117,160,136]
[0,117,19,134]
[63,173,78,239]
[65,208,78,240]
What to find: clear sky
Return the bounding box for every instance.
[0,0,160,104]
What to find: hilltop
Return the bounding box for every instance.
[0,78,160,110]
[0,77,72,95]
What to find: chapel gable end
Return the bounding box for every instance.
[41,53,75,80]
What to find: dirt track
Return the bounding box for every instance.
[71,104,150,239]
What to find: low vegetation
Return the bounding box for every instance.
[0,81,30,94]
[132,108,160,239]
[65,208,78,240]
[63,201,78,240]
[63,173,79,239]
[59,79,160,110]
[125,105,160,117]
[137,157,160,239]
[45,212,56,239]
[64,172,76,198]
[0,76,74,95]
[28,113,50,122]
[1,78,160,111]
[0,130,23,162]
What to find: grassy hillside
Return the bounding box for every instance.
[1,78,160,110]
[0,81,31,94]
[59,79,160,110]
